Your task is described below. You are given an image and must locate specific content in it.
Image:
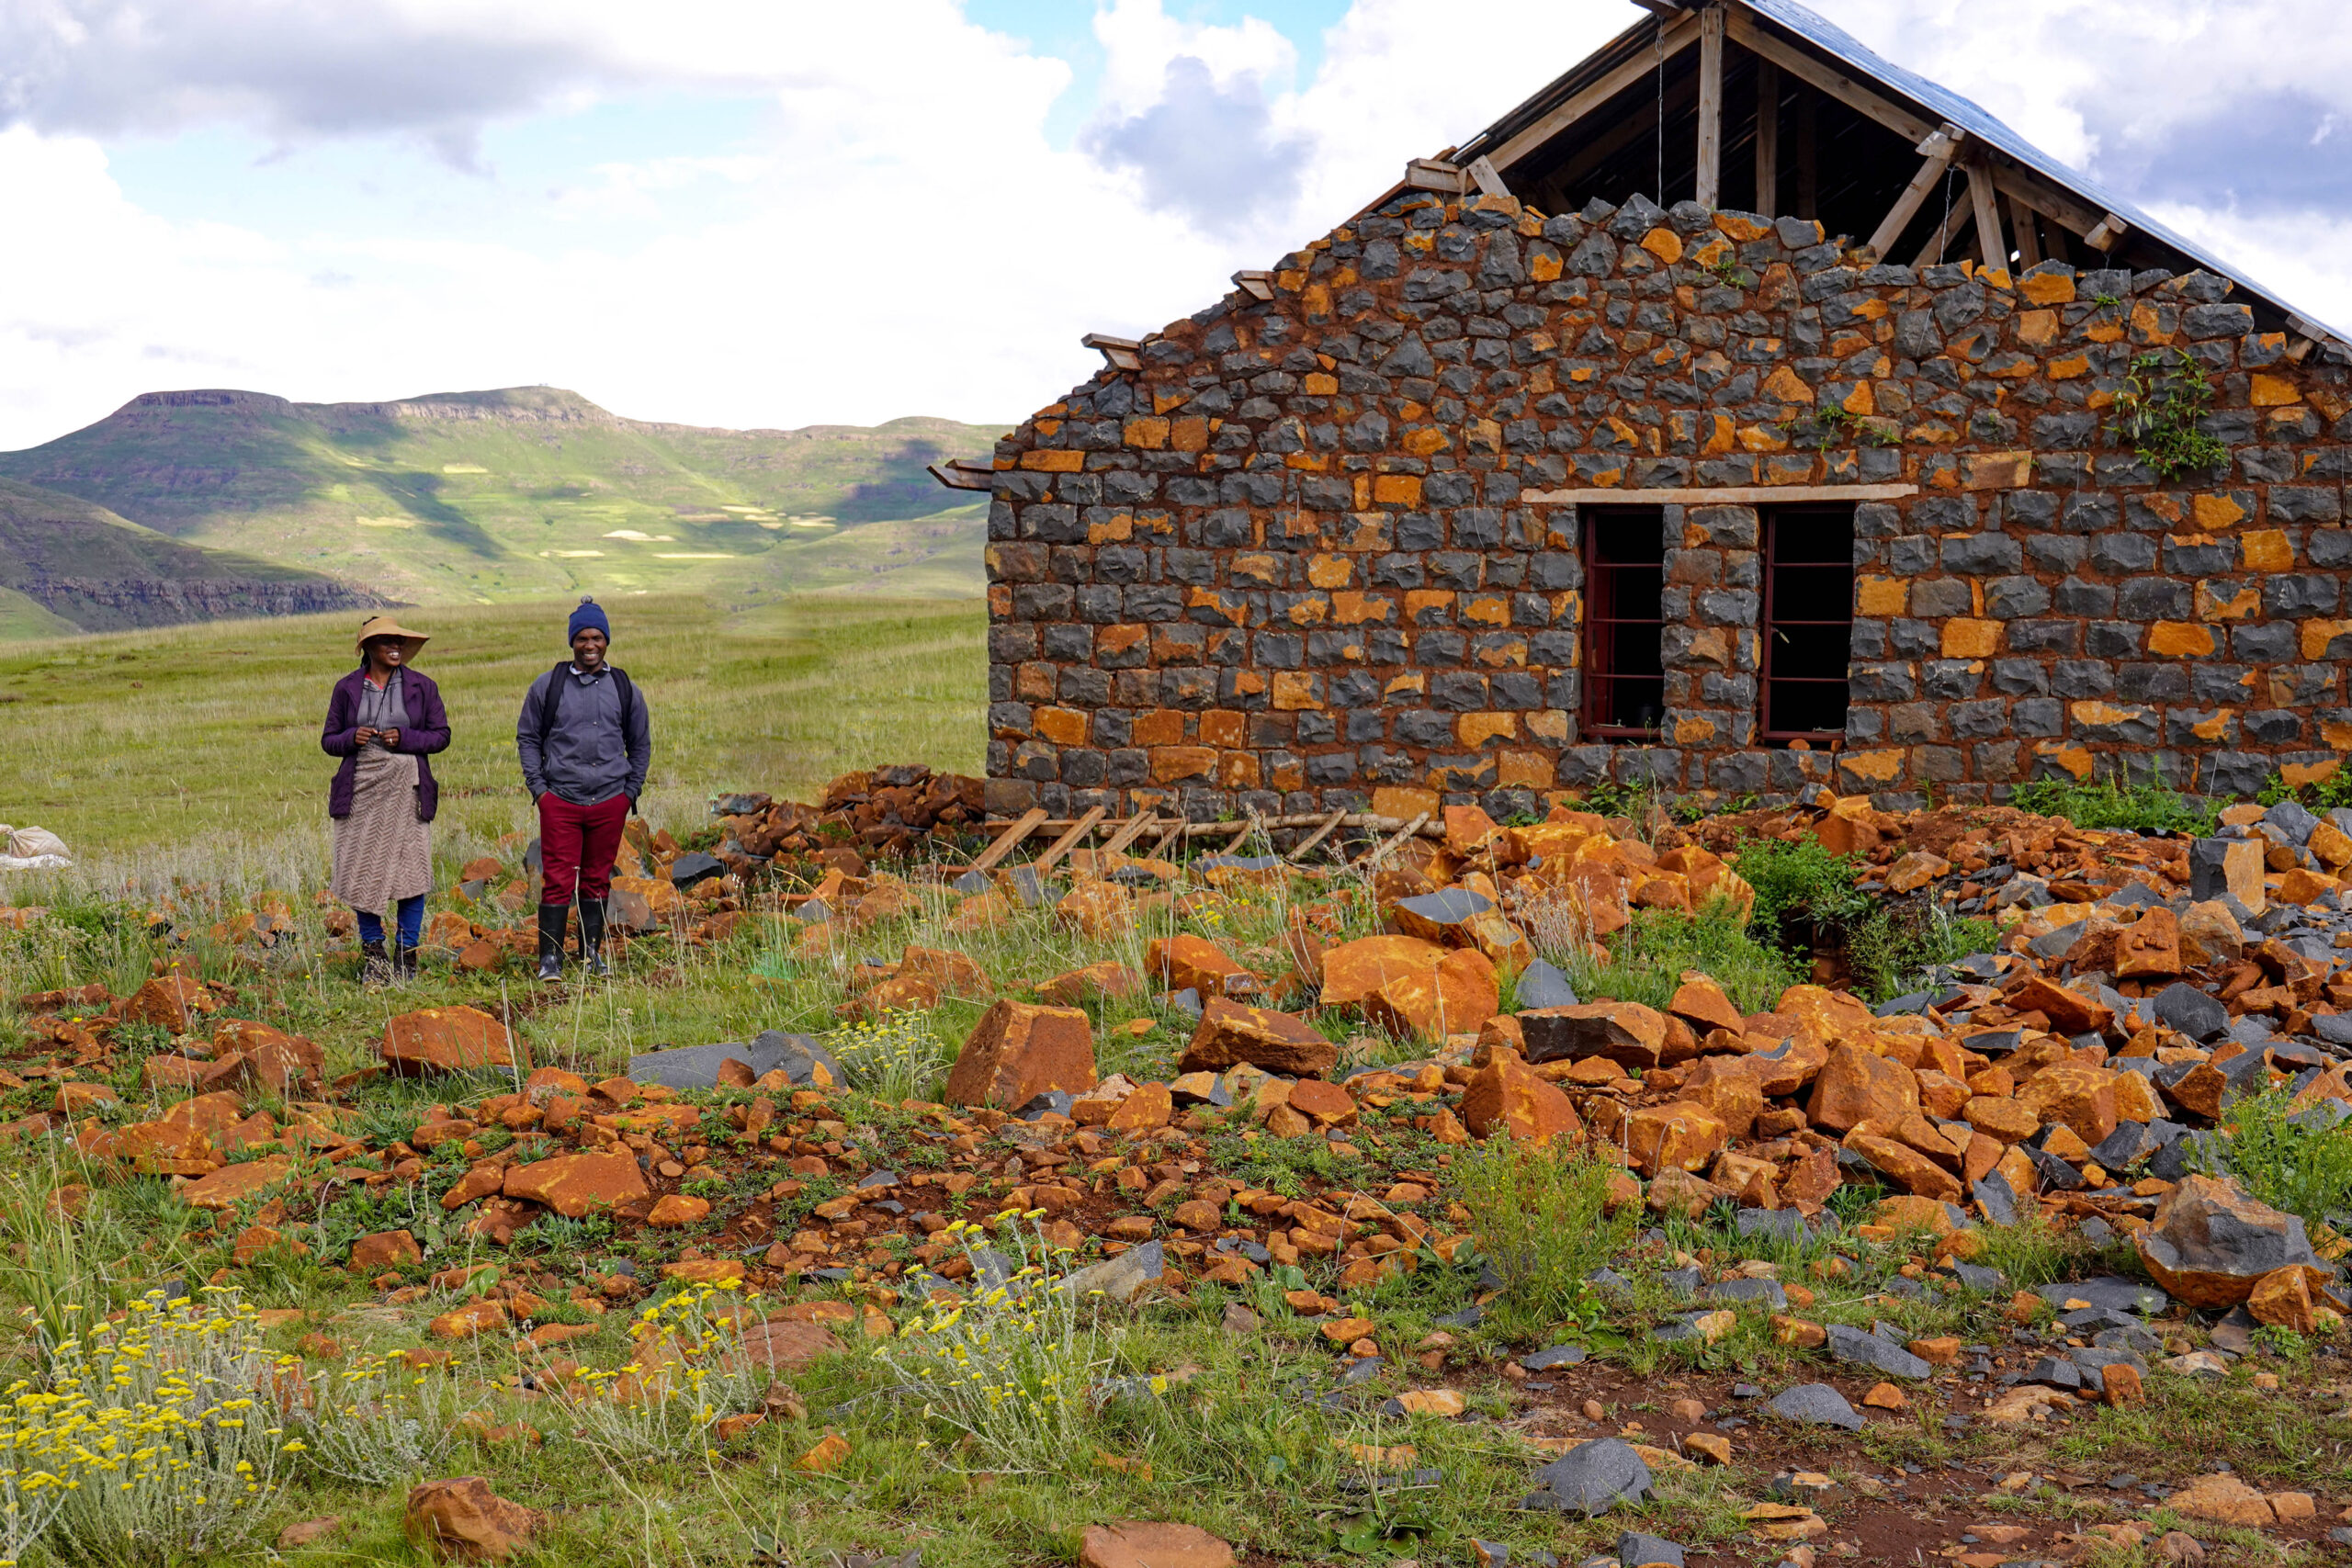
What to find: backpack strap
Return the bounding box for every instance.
[537,663,635,750]
[536,661,571,751]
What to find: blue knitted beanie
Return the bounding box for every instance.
[568,596,611,644]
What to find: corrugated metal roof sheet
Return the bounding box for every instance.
[1469,0,2341,342]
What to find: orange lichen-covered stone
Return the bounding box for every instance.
[1460,1048,1584,1145]
[1318,935,1449,1006]
[1807,1043,1919,1134]
[382,1007,514,1077]
[944,1000,1098,1109]
[502,1151,650,1218]
[1179,1000,1338,1077]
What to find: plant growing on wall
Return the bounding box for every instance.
[2107,347,2229,479]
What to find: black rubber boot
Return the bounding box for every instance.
[394,944,420,981]
[360,938,391,987]
[579,897,609,976]
[536,903,568,982]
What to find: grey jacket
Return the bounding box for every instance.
[517,664,651,807]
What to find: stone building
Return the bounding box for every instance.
[944,0,2352,824]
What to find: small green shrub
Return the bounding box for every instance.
[2107,348,2228,481]
[1729,836,1871,936]
[877,1214,1117,1472]
[2007,774,2215,835]
[1559,908,1800,1016]
[2256,766,2352,814]
[1453,1141,1632,1335]
[2201,1089,2352,1228]
[1844,906,2004,1004]
[825,1010,948,1104]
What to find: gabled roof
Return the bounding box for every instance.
[1451,0,2343,348]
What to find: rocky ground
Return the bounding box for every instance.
[2,773,2350,1568]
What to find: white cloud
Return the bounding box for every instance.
[2,0,2350,455]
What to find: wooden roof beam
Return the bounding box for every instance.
[1694,6,1726,209]
[1482,9,1704,174]
[1864,124,1965,259]
[929,458,996,492]
[1968,156,2008,270]
[1080,333,1141,371]
[1404,157,1467,194]
[1724,9,1933,145]
[1984,164,2106,247]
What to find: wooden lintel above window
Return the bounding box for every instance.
[1521,482,1918,505]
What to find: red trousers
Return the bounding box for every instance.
[537,793,628,905]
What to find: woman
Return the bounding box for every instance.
[322,615,450,983]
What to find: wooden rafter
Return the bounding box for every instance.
[1724,10,1933,144]
[1986,164,2107,247]
[1284,809,1350,864]
[1096,810,1159,860]
[1483,9,1704,174]
[1967,158,2007,270]
[968,808,1048,875]
[1864,124,1964,259]
[1694,5,1726,209]
[2085,212,2130,253]
[1540,67,1702,205]
[1027,806,1105,875]
[2007,194,2041,267]
[1911,201,1974,267]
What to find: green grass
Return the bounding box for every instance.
[1557,907,1803,1017]
[1453,1142,1630,1340]
[0,592,982,854]
[2201,1089,2352,1229]
[1843,904,2005,1004]
[0,388,1003,614]
[1729,835,1871,937]
[2006,774,2218,836]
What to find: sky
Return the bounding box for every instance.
[0,0,2347,451]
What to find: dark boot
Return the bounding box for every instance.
[579,897,609,976]
[536,903,569,982]
[393,944,420,981]
[360,939,391,987]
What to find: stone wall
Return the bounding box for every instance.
[983,187,2352,820]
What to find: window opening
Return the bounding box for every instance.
[1761,505,1855,743]
[1581,508,1666,738]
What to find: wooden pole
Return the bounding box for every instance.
[1285,809,1351,864]
[2007,194,2041,268]
[1694,6,1725,209]
[1792,86,1817,220]
[1864,126,1963,260]
[1752,59,1780,218]
[1027,806,1105,875]
[1968,159,2007,273]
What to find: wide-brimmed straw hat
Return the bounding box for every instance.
[354,615,430,659]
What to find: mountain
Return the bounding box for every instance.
[0,477,387,637]
[0,388,1005,607]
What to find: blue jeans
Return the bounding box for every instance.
[356,897,424,949]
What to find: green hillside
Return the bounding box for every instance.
[0,388,1003,606]
[0,476,384,635]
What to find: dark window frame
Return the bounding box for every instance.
[1759,504,1856,744]
[1580,506,1668,740]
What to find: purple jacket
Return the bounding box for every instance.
[322,666,451,820]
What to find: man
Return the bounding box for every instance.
[517,597,651,980]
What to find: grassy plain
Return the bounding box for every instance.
[0,388,1003,608]
[0,599,2344,1568]
[0,593,986,858]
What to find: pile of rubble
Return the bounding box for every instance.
[6,787,2347,1451]
[711,765,986,874]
